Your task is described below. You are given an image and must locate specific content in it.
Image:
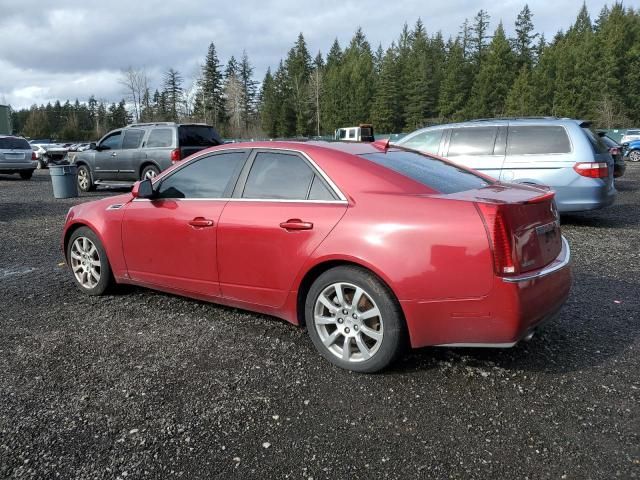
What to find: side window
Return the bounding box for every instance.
[447,127,498,156]
[348,129,356,139]
[122,129,145,150]
[308,175,337,200]
[339,129,346,139]
[242,152,315,200]
[507,126,571,155]
[401,130,443,154]
[146,128,173,148]
[99,131,122,151]
[156,151,246,199]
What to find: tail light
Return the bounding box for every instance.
[170,148,181,163]
[31,151,37,160]
[475,203,516,276]
[573,162,609,178]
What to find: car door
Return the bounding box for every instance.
[116,128,146,181]
[121,149,249,297]
[443,126,506,179]
[93,130,123,180]
[217,149,348,308]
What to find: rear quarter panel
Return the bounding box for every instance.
[305,193,494,302]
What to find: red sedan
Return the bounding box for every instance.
[62,141,572,372]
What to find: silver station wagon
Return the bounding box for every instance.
[397,118,616,213]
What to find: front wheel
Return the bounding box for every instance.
[305,266,406,373]
[77,165,95,192]
[67,226,114,295]
[628,150,640,162]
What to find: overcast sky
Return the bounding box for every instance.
[0,0,614,109]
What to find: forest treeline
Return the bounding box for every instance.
[10,2,640,141]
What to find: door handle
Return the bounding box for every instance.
[279,219,313,231]
[111,152,117,157]
[188,217,215,228]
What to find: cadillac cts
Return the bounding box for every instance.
[62,141,572,372]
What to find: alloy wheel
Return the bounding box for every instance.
[313,282,384,363]
[629,150,640,162]
[70,236,101,289]
[78,168,89,190]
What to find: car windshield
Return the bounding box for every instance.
[0,137,31,149]
[360,150,491,194]
[178,126,222,147]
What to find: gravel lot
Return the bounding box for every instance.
[1,168,638,479]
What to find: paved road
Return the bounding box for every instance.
[0,168,638,479]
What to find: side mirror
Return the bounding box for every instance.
[132,179,156,199]
[89,142,97,150]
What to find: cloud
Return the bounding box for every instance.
[0,0,610,109]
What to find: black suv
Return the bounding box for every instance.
[73,123,223,191]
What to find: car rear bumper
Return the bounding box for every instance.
[0,161,37,171]
[401,236,572,348]
[554,180,616,212]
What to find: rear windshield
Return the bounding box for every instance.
[178,125,222,147]
[361,150,491,194]
[626,130,640,135]
[581,127,609,154]
[0,137,30,150]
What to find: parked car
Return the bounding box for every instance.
[0,135,36,179]
[62,141,572,373]
[396,118,616,213]
[31,145,47,169]
[598,132,626,177]
[622,139,640,163]
[72,122,223,192]
[620,129,640,144]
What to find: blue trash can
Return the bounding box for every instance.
[49,164,79,199]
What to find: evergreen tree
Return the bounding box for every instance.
[341,28,375,125]
[404,19,435,129]
[239,50,258,132]
[162,68,183,121]
[371,46,402,132]
[258,68,278,137]
[285,33,313,136]
[513,4,538,68]
[471,9,491,66]
[505,65,536,115]
[467,22,516,118]
[438,39,471,121]
[198,42,225,128]
[321,38,345,133]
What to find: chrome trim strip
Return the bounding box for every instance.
[502,236,571,283]
[153,145,348,202]
[132,197,347,204]
[435,342,517,348]
[106,204,124,210]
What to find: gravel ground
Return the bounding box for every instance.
[0,168,638,479]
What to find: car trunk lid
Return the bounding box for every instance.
[444,184,562,276]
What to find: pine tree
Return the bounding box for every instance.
[505,65,536,115]
[438,39,471,121]
[371,46,402,132]
[404,19,435,130]
[198,42,225,128]
[471,10,491,66]
[162,68,183,122]
[341,28,375,125]
[467,22,516,118]
[285,33,313,136]
[259,68,278,137]
[513,4,538,68]
[321,38,345,133]
[239,50,258,133]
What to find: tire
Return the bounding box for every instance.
[19,170,33,180]
[305,266,406,373]
[77,165,95,192]
[628,149,640,163]
[67,226,114,295]
[141,164,160,180]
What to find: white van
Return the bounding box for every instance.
[335,124,374,142]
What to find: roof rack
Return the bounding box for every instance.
[126,122,177,127]
[469,116,567,122]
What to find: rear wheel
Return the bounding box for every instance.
[67,227,113,295]
[305,266,406,373]
[19,170,33,180]
[77,165,95,192]
[628,150,640,162]
[141,165,160,180]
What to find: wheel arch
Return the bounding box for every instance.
[295,258,405,330]
[138,161,161,179]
